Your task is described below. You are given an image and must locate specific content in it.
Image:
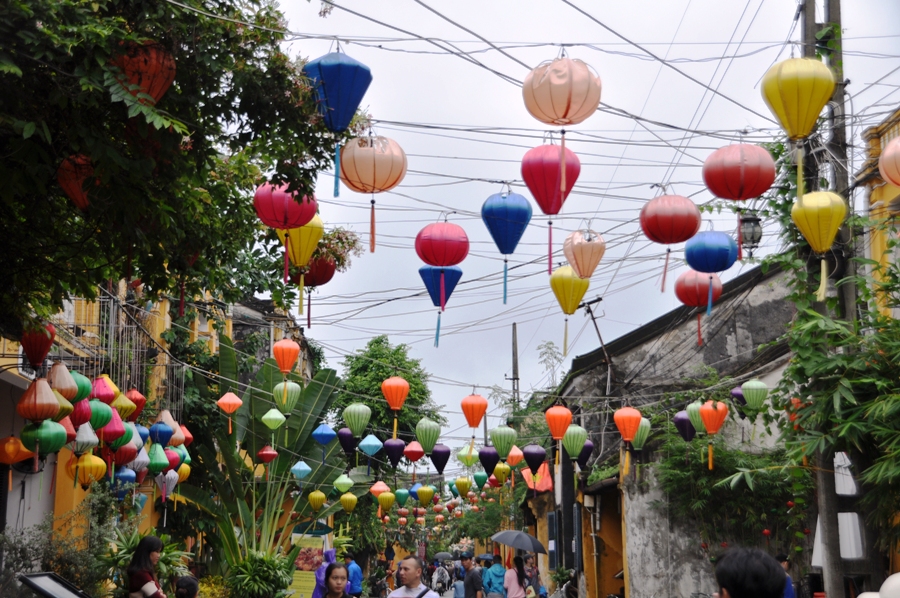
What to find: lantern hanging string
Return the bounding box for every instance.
[298,272,305,315]
[370,198,376,253]
[816,259,828,302]
[559,129,567,196]
[661,248,671,292]
[440,269,446,311]
[434,311,441,348]
[707,276,714,317]
[503,257,508,304]
[334,143,341,198]
[563,316,569,358]
[547,220,553,275]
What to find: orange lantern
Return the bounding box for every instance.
[17,378,60,423]
[699,401,729,470]
[216,392,243,434]
[614,407,643,475]
[57,155,93,211]
[0,436,26,490]
[370,481,390,497]
[506,445,524,467]
[563,229,606,279]
[382,376,410,438]
[880,137,900,187]
[545,405,572,440]
[273,338,300,375]
[461,393,489,457]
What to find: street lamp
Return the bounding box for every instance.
[739,214,763,258]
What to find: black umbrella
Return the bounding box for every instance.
[490,530,546,554]
[434,552,454,561]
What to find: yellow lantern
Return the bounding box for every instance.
[277,214,324,313]
[550,265,590,356]
[522,57,602,127]
[339,136,408,252]
[377,491,396,511]
[455,476,471,497]
[66,453,107,490]
[308,489,327,512]
[791,191,846,301]
[340,492,358,513]
[761,58,835,141]
[493,462,511,485]
[111,393,137,421]
[177,462,191,484]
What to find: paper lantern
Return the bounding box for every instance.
[685,232,738,275]
[48,362,77,401]
[457,446,478,468]
[333,474,354,493]
[522,444,546,476]
[52,390,73,423]
[762,58,835,140]
[157,410,185,447]
[70,371,92,403]
[180,425,193,447]
[741,379,769,410]
[69,395,90,429]
[174,462,190,485]
[273,381,302,417]
[404,441,425,463]
[17,378,60,422]
[73,423,99,456]
[614,406,642,475]
[291,460,312,480]
[879,137,900,187]
[57,155,93,210]
[261,409,287,432]
[507,445,524,467]
[384,439,405,468]
[493,462,511,484]
[792,191,847,301]
[523,56,601,126]
[686,401,705,435]
[674,411,696,442]
[631,419,651,452]
[461,394,488,429]
[89,400,113,433]
[395,488,410,507]
[675,269,723,345]
[431,444,451,474]
[478,446,500,477]
[703,144,775,205]
[343,403,372,438]
[217,392,242,434]
[359,434,383,457]
[90,376,116,404]
[562,424,588,460]
[550,265,590,356]
[545,405,573,440]
[278,216,325,307]
[564,229,606,279]
[308,489,327,512]
[482,191,532,303]
[125,388,147,421]
[473,472,488,491]
[174,444,191,466]
[415,418,441,455]
[577,440,594,470]
[378,491,396,511]
[370,481,390,497]
[419,265,463,347]
[110,41,176,105]
[21,420,67,456]
[304,52,372,134]
[640,194,702,291]
[67,453,107,490]
[339,492,358,513]
[417,485,435,506]
[700,401,729,470]
[489,426,517,461]
[110,393,137,422]
[20,323,56,370]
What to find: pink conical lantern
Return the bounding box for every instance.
[563,229,605,279]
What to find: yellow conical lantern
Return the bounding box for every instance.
[277,214,324,314]
[340,492,358,513]
[761,58,835,141]
[455,476,471,497]
[550,265,590,357]
[791,191,846,301]
[308,489,327,512]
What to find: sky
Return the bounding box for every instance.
[270,0,900,453]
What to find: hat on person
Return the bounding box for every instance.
[460,552,473,559]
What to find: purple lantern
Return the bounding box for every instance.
[522,444,546,477]
[673,411,696,442]
[730,386,747,420]
[479,446,500,477]
[337,427,357,455]
[383,438,406,468]
[431,444,451,474]
[577,439,594,470]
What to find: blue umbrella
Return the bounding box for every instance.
[481,191,532,304]
[685,231,738,315]
[419,266,462,347]
[304,52,373,197]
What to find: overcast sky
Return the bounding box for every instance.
[274,0,900,459]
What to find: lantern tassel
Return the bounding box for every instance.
[816,258,828,302]
[440,269,446,311]
[697,313,703,346]
[334,143,341,198]
[34,439,39,473]
[796,145,805,203]
[503,258,508,304]
[228,415,232,435]
[623,445,631,477]
[179,282,185,317]
[434,311,441,348]
[8,467,12,492]
[298,273,305,315]
[661,248,670,292]
[548,221,553,275]
[707,275,714,316]
[393,416,398,440]
[708,442,714,471]
[370,199,376,253]
[284,235,290,284]
[308,292,312,328]
[563,317,569,357]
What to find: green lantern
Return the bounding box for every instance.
[176,444,192,466]
[415,417,441,455]
[70,371,92,403]
[395,488,410,507]
[457,446,478,467]
[343,403,372,438]
[489,425,517,460]
[147,443,169,474]
[261,408,287,431]
[631,418,651,451]
[687,401,704,436]
[561,424,588,460]
[21,420,68,456]
[333,473,354,493]
[473,471,488,490]
[110,419,134,449]
[88,399,112,431]
[417,484,435,506]
[741,379,769,410]
[448,480,459,497]
[273,381,303,416]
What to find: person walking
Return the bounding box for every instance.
[453,578,466,598]
[522,555,541,597]
[504,556,527,598]
[714,548,785,598]
[482,555,506,598]
[127,535,167,598]
[460,552,483,598]
[773,554,795,598]
[345,553,364,598]
[388,556,441,598]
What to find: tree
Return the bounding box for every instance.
[0,0,354,336]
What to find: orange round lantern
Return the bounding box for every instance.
[522,56,602,127]
[879,137,900,188]
[461,394,488,429]
[0,436,26,490]
[110,40,176,106]
[382,376,410,439]
[699,401,729,470]
[613,406,643,475]
[17,379,60,423]
[370,480,390,497]
[545,405,572,440]
[273,338,300,375]
[398,517,408,526]
[216,392,243,434]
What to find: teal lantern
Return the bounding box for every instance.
[333,473,354,493]
[741,379,769,410]
[631,418,651,451]
[359,434,384,475]
[343,403,372,438]
[489,425,517,461]
[561,424,588,460]
[415,418,441,455]
[147,443,169,475]
[291,460,312,480]
[395,488,410,507]
[687,401,704,436]
[448,480,459,497]
[273,381,303,416]
[473,471,488,491]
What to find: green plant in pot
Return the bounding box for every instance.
[227,551,294,598]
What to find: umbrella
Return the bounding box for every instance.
[433,552,454,561]
[490,530,547,554]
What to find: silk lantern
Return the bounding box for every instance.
[254,184,317,282]
[457,446,479,468]
[419,265,463,348]
[614,406,642,476]
[879,137,900,187]
[91,377,115,404]
[217,392,242,434]
[564,229,605,279]
[431,444,451,474]
[687,401,705,437]
[17,379,60,423]
[395,488,410,507]
[523,55,602,127]
[48,362,77,401]
[378,490,396,511]
[382,376,409,439]
[338,427,357,456]
[308,489,327,512]
[334,474,354,493]
[57,155,93,210]
[312,423,336,463]
[478,446,499,477]
[415,418,441,455]
[53,391,73,423]
[0,437,26,490]
[299,255,337,328]
[685,231,737,316]
[577,440,594,470]
[547,405,573,466]
[640,195,702,291]
[416,222,469,307]
[522,144,581,272]
[73,423,99,456]
[273,338,301,375]
[359,434,383,474]
[339,135,408,251]
[340,492,358,513]
[70,399,92,428]
[703,144,776,202]
[404,441,425,480]
[741,379,769,410]
[67,453,107,490]
[507,445,524,467]
[673,411,696,442]
[20,323,56,371]
[522,444,546,489]
[156,410,185,447]
[384,439,406,468]
[291,460,312,482]
[89,400,113,433]
[111,393,136,422]
[473,471,488,491]
[274,382,302,419]
[58,416,76,444]
[461,393,488,458]
[110,41,176,105]
[370,481,390,497]
[762,58,835,141]
[700,401,729,470]
[550,265,589,356]
[481,190,532,303]
[343,403,372,438]
[675,269,723,346]
[562,424,588,462]
[70,371,92,403]
[125,388,147,421]
[277,215,325,311]
[454,477,472,497]
[489,426,517,461]
[493,462,511,485]
[791,191,847,301]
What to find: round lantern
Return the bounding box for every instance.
[879,137,900,188]
[277,215,325,309]
[700,401,729,470]
[57,155,93,211]
[382,376,409,439]
[523,56,601,126]
[339,135,408,252]
[17,378,60,423]
[640,195,702,291]
[482,190,532,303]
[613,406,642,475]
[703,145,776,202]
[67,453,108,490]
[110,41,176,106]
[254,183,317,232]
[550,265,590,356]
[21,420,67,457]
[631,418,651,452]
[0,437,25,489]
[791,191,847,301]
[687,401,705,437]
[675,269,723,346]
[761,58,836,141]
[216,392,242,434]
[308,489,327,512]
[340,492,359,513]
[685,232,738,276]
[274,381,302,418]
[272,338,301,375]
[489,426,517,461]
[415,222,470,310]
[564,229,606,279]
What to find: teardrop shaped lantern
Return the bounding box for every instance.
[454,477,472,497]
[378,491,396,511]
[17,379,60,423]
[312,423,336,464]
[395,488,410,506]
[630,418,651,452]
[419,265,463,348]
[48,362,78,401]
[461,394,488,459]
[507,445,524,467]
[577,440,594,470]
[674,411,696,442]
[762,58,836,141]
[431,444,451,474]
[20,323,56,371]
[384,438,406,468]
[613,406,642,475]
[791,191,847,301]
[562,424,588,461]
[91,376,116,404]
[416,485,435,506]
[343,403,372,438]
[489,426,517,461]
[340,135,408,251]
[57,155,93,211]
[494,462,511,485]
[478,446,500,477]
[473,471,488,491]
[700,401,729,470]
[563,229,606,279]
[277,215,325,311]
[415,418,441,455]
[274,381,303,416]
[308,489,327,512]
[550,265,590,356]
[382,376,409,439]
[216,392,242,434]
[482,191,532,303]
[522,444,547,478]
[545,405,572,440]
[675,269,723,346]
[879,137,900,187]
[640,195,702,292]
[741,379,769,410]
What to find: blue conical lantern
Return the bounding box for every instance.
[135,424,149,446]
[303,51,373,197]
[684,231,738,315]
[482,191,532,304]
[409,482,422,501]
[359,433,384,475]
[148,422,173,446]
[419,265,463,348]
[312,423,337,464]
[291,460,312,480]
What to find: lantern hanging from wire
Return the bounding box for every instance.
[489,426,517,462]
[308,489,327,513]
[58,416,76,445]
[312,423,336,464]
[473,471,488,491]
[674,269,723,346]
[404,441,425,481]
[277,215,325,311]
[416,220,469,345]
[419,265,462,348]
[700,401,729,470]
[359,434,383,475]
[545,404,572,466]
[57,155,93,211]
[479,446,499,477]
[879,137,900,187]
[291,460,312,492]
[255,184,318,283]
[562,424,588,462]
[216,392,242,434]
[577,440,594,470]
[370,480,390,498]
[333,473,354,494]
[110,40,176,105]
[550,265,589,356]
[73,423,99,456]
[791,191,846,301]
[739,214,763,259]
[687,400,705,437]
[457,445,479,468]
[481,189,532,303]
[674,411,696,443]
[48,362,77,401]
[124,388,146,422]
[640,195,702,291]
[20,323,56,371]
[383,438,405,469]
[762,58,835,142]
[522,444,546,495]
[461,393,488,463]
[382,376,409,439]
[507,445,524,467]
[741,379,769,410]
[340,135,408,251]
[395,487,410,507]
[298,255,337,328]
[110,393,136,422]
[563,229,606,279]
[431,444,451,474]
[273,338,301,375]
[613,406,642,476]
[415,418,441,456]
[340,492,358,513]
[337,427,357,456]
[343,403,372,438]
[684,231,737,316]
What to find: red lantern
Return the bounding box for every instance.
[461,394,488,429]
[703,144,775,202]
[20,323,56,370]
[521,144,581,273]
[272,338,300,375]
[180,425,194,447]
[675,270,723,346]
[114,442,138,466]
[398,507,410,517]
[433,503,445,513]
[295,256,336,329]
[488,475,500,488]
[398,517,408,526]
[699,400,728,471]
[257,445,278,464]
[217,392,243,434]
[415,222,469,311]
[639,195,701,291]
[454,510,463,519]
[110,41,176,105]
[91,377,116,404]
[125,388,146,422]
[57,155,93,211]
[404,441,425,463]
[471,505,480,513]
[545,405,572,440]
[254,184,318,282]
[58,416,77,444]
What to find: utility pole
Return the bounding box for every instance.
[511,323,520,411]
[579,297,614,396]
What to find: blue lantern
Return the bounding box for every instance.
[135,424,149,446]
[312,423,337,464]
[304,52,373,196]
[148,422,173,446]
[112,466,136,501]
[481,191,532,304]
[359,434,384,475]
[409,482,422,501]
[685,231,738,315]
[419,266,462,348]
[291,460,312,480]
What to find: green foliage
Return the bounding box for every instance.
[453,498,504,542]
[198,575,231,598]
[586,463,619,485]
[226,551,294,598]
[549,567,573,587]
[101,528,191,598]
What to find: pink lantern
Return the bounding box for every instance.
[415,222,469,310]
[253,183,318,282]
